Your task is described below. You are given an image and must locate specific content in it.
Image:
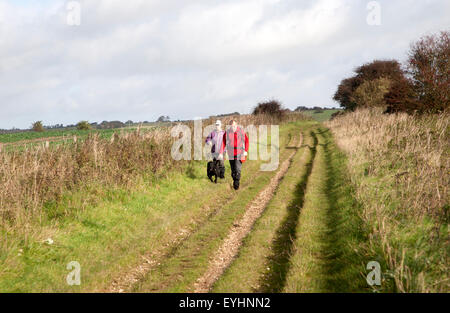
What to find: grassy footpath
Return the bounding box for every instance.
[283,127,368,292]
[212,124,315,292]
[132,124,306,292]
[0,121,304,292]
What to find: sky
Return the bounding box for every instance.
[0,0,448,129]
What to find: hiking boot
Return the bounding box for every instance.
[233,180,240,190]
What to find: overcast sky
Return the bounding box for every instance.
[0,0,448,129]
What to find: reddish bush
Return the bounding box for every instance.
[384,76,418,113]
[406,31,449,113]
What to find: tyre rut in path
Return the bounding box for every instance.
[193,132,303,293]
[257,130,317,292]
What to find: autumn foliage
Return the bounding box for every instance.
[334,31,449,114]
[333,60,403,111]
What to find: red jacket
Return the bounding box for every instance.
[220,127,249,160]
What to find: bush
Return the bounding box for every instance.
[252,100,285,118]
[77,121,92,130]
[384,76,419,113]
[31,121,44,132]
[406,31,449,113]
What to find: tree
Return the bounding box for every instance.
[156,116,170,122]
[32,121,44,132]
[333,76,361,111]
[354,60,404,82]
[76,121,92,130]
[294,106,308,111]
[333,60,404,110]
[406,31,449,113]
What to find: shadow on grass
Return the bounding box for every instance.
[186,162,198,179]
[257,131,318,293]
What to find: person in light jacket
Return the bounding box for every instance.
[205,120,226,179]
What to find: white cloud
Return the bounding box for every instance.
[0,0,448,128]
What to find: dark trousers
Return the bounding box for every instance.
[229,159,242,182]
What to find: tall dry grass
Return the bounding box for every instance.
[326,107,449,292]
[0,127,178,227]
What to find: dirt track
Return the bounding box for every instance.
[107,131,303,293]
[193,133,302,292]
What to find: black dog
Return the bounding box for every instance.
[207,159,224,183]
[207,159,220,183]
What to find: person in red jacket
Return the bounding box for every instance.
[219,119,249,190]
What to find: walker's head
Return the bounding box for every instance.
[229,119,238,132]
[215,120,222,131]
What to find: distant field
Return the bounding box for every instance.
[0,127,167,153]
[0,126,166,146]
[300,109,341,122]
[0,128,124,144]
